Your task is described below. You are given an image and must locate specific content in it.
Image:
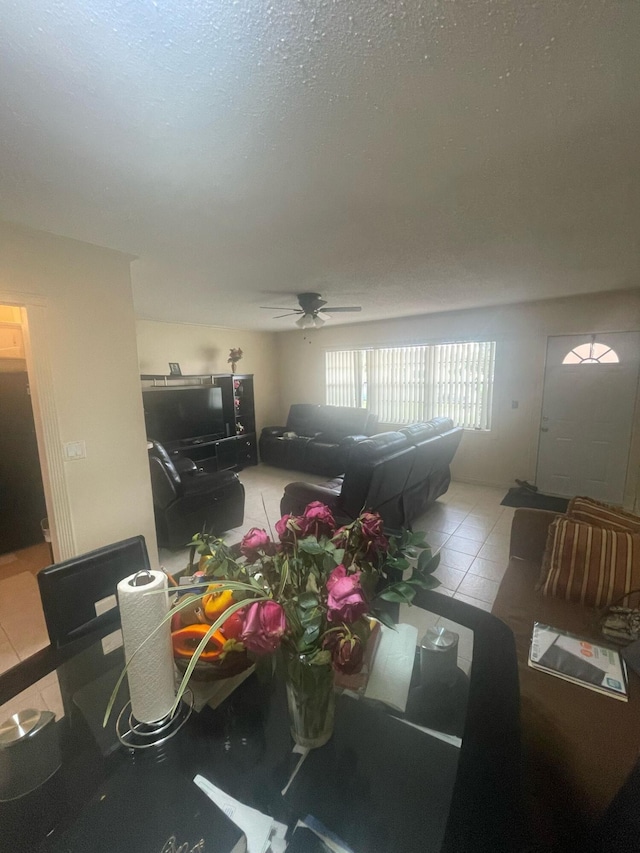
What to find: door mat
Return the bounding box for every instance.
[501,486,569,513]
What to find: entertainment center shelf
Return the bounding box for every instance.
[140,373,257,472]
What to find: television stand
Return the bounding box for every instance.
[141,373,258,472]
[169,436,239,472]
[179,433,226,448]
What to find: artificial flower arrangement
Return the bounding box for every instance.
[167,501,440,746]
[227,348,243,371]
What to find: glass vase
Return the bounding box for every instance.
[284,652,335,749]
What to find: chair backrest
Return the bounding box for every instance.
[37,535,150,649]
[316,406,374,438]
[286,404,322,436]
[340,432,414,526]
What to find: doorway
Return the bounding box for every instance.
[536,332,640,502]
[0,306,48,556]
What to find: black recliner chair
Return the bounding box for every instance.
[147,440,245,548]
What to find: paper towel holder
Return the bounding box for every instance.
[129,569,154,587]
[116,690,194,750]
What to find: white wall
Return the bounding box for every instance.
[135,320,281,434]
[274,289,640,506]
[0,221,158,561]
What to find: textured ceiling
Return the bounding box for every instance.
[1,0,639,330]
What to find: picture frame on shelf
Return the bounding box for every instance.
[169,362,182,376]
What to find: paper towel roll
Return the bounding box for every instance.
[117,570,176,724]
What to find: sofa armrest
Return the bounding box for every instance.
[509,508,558,563]
[281,481,342,516]
[149,456,179,509]
[338,433,368,447]
[174,457,198,476]
[261,426,286,438]
[309,432,366,446]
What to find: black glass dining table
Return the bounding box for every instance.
[0,590,524,853]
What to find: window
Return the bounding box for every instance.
[326,341,496,430]
[562,342,619,364]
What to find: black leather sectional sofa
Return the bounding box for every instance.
[259,404,379,477]
[280,418,463,531]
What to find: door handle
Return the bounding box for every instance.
[540,427,549,432]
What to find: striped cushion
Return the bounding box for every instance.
[567,496,640,534]
[542,517,640,608]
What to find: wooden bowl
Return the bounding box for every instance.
[174,650,251,682]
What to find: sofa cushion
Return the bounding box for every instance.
[286,403,323,437]
[430,417,455,435]
[317,405,372,437]
[400,422,439,444]
[347,430,409,462]
[541,516,640,607]
[568,496,640,534]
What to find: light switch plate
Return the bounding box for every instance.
[63,440,86,460]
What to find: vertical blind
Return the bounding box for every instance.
[325,349,364,407]
[326,341,496,430]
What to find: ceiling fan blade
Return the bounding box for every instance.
[273,311,300,319]
[323,306,362,313]
[260,305,298,311]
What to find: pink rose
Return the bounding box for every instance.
[360,511,384,538]
[299,502,336,538]
[240,601,287,654]
[323,629,365,674]
[359,511,389,553]
[240,527,271,562]
[275,513,302,545]
[326,565,368,623]
[332,526,349,549]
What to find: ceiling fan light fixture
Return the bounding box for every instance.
[295,313,315,329]
[312,315,325,328]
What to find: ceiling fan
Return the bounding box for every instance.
[261,292,362,328]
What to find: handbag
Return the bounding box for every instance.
[599,588,640,644]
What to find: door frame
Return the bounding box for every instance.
[536,331,640,508]
[0,290,75,561]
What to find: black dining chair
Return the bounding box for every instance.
[37,535,150,649]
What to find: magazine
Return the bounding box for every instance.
[528,622,628,701]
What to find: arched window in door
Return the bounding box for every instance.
[562,341,620,364]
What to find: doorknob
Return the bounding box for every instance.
[540,427,549,432]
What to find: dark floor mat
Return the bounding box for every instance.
[501,487,569,513]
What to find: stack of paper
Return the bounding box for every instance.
[194,775,287,853]
[364,623,418,713]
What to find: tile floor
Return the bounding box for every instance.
[0,544,53,678]
[159,467,514,614]
[0,467,515,721]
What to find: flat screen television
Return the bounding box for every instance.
[142,387,226,444]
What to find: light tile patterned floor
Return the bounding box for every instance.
[160,467,514,615]
[0,468,513,698]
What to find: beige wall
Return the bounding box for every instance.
[135,320,281,434]
[0,221,158,562]
[274,289,640,506]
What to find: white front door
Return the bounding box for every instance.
[536,332,640,502]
